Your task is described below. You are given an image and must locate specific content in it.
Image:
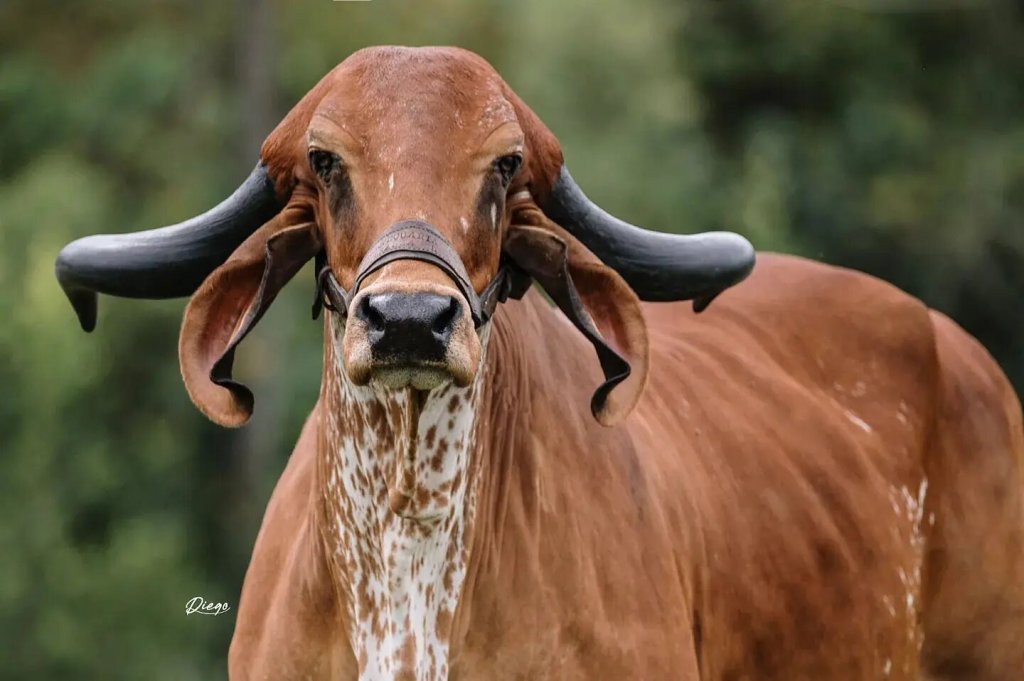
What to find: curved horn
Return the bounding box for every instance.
[540,166,755,308]
[55,162,284,332]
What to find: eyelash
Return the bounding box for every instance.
[308,149,340,183]
[494,154,523,186]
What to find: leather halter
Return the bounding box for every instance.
[310,218,640,422]
[311,220,529,328]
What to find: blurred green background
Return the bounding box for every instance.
[1,0,1021,678]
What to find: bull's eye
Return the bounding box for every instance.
[494,154,523,187]
[309,149,340,184]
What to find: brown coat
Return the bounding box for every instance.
[227,253,1024,680]
[53,42,1023,681]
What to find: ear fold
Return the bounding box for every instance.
[505,206,650,426]
[179,216,321,427]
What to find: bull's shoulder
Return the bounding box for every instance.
[634,252,944,481]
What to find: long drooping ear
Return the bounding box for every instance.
[179,214,321,427]
[505,206,649,426]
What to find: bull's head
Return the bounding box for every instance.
[55,47,754,427]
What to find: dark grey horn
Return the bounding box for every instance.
[541,166,756,309]
[55,162,283,332]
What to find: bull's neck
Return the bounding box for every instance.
[318,314,490,681]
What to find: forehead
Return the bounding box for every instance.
[308,47,518,153]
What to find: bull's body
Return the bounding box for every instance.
[53,45,1023,680]
[230,254,1024,680]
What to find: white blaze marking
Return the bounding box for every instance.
[459,216,469,233]
[490,203,497,229]
[388,173,395,193]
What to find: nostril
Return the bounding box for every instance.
[432,296,460,337]
[360,295,386,331]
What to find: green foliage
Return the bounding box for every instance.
[0,0,1021,678]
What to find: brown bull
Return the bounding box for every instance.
[56,46,1024,680]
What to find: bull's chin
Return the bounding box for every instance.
[343,351,477,391]
[368,364,454,392]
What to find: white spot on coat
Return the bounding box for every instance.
[844,410,872,433]
[320,319,490,679]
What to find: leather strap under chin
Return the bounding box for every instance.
[311,220,530,328]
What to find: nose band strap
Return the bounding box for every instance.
[312,220,529,327]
